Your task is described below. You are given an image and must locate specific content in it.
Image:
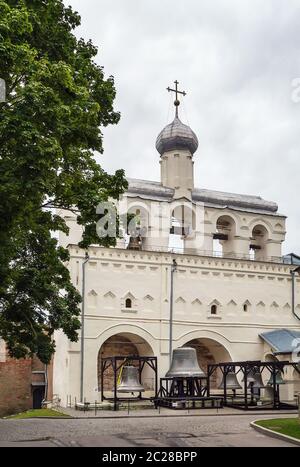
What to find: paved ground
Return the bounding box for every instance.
[58,405,297,418]
[0,413,298,447]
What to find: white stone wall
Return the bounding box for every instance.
[53,246,300,404]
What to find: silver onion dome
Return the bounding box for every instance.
[156,117,198,155]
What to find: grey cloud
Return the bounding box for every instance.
[65,0,300,253]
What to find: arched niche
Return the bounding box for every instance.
[98,332,154,393]
[213,215,237,258]
[182,337,232,388]
[250,224,269,261]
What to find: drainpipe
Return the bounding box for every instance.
[169,259,177,365]
[80,252,89,402]
[44,364,48,402]
[290,266,300,322]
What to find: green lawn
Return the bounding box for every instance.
[255,418,300,440]
[5,408,71,419]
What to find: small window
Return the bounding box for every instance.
[125,298,132,309]
[243,304,248,312]
[211,304,217,315]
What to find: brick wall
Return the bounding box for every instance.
[0,349,53,417]
[0,357,32,417]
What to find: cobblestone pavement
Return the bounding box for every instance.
[0,414,298,447]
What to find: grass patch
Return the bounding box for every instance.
[5,408,70,419]
[255,418,300,440]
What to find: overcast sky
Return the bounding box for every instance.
[66,0,300,254]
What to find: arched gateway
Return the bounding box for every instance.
[98,332,154,391]
[182,338,232,388]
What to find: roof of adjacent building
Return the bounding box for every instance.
[259,329,300,354]
[126,178,280,215]
[283,253,300,265]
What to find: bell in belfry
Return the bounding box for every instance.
[127,236,142,250]
[166,347,206,377]
[267,370,285,386]
[218,372,242,390]
[117,366,145,393]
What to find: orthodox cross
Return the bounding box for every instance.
[167,80,186,117]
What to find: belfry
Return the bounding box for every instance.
[54,83,300,409]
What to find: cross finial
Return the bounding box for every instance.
[167,80,186,118]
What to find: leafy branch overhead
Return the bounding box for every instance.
[0,0,127,363]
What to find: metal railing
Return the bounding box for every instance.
[126,244,285,264]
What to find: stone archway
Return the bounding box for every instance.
[98,332,154,392]
[214,215,237,258]
[183,337,232,388]
[251,224,269,260]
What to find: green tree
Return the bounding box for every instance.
[0,0,127,363]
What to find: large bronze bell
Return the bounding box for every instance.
[267,370,285,386]
[117,366,145,393]
[218,372,242,390]
[166,347,206,378]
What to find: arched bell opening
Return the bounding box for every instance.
[98,333,154,393]
[213,215,237,258]
[126,204,150,250]
[250,224,269,261]
[182,338,232,389]
[169,204,196,253]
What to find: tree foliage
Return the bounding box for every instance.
[0,0,127,363]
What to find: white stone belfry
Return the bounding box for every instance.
[53,82,300,408]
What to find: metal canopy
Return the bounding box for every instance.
[259,329,300,354]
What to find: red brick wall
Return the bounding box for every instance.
[0,357,32,417]
[0,351,54,417]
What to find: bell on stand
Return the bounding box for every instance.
[166,347,206,378]
[117,366,145,393]
[246,369,264,404]
[266,370,285,407]
[218,371,242,390]
[267,370,285,386]
[166,347,206,397]
[247,369,264,389]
